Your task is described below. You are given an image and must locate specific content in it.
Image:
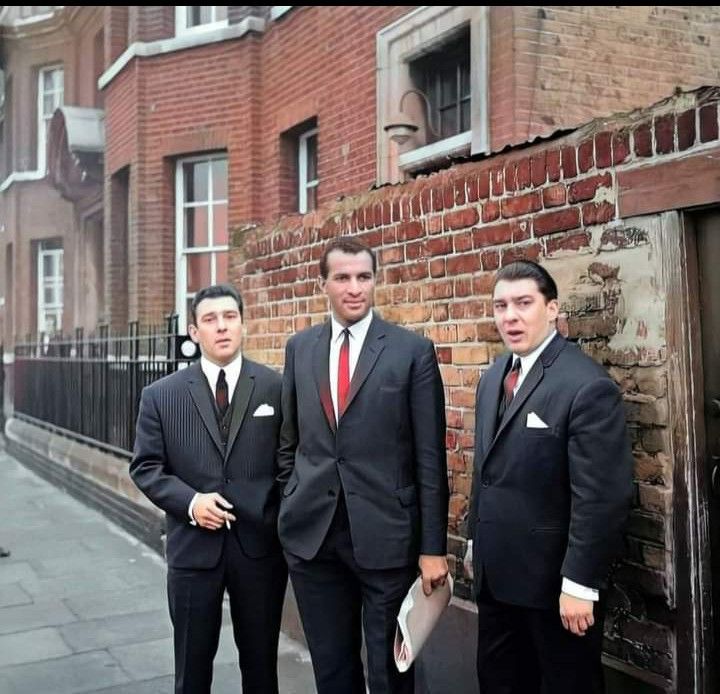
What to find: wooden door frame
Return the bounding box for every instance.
[662,210,715,693]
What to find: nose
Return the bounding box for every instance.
[347,277,362,294]
[216,317,227,331]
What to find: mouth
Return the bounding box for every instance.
[504,330,524,341]
[215,339,232,348]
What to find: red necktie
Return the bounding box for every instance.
[503,359,521,405]
[337,329,350,416]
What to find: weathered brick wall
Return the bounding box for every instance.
[230,90,720,686]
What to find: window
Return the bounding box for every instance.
[175,6,228,35]
[298,128,318,214]
[38,66,64,174]
[410,27,470,143]
[175,155,228,330]
[376,7,488,184]
[37,241,63,335]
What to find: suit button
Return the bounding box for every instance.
[337,458,345,464]
[225,478,231,484]
[481,479,490,488]
[328,490,336,497]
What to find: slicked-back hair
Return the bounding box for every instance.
[319,237,377,279]
[494,260,558,302]
[190,284,243,324]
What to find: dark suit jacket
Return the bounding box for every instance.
[277,314,448,570]
[468,333,633,609]
[130,358,283,569]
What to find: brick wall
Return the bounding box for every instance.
[230,89,720,686]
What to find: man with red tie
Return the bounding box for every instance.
[277,237,449,693]
[465,260,633,693]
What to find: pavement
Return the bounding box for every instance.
[0,450,317,693]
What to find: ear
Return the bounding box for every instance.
[547,298,560,322]
[317,275,327,292]
[188,323,199,344]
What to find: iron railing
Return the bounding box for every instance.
[13,315,198,456]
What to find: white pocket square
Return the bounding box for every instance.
[253,404,275,417]
[526,411,549,429]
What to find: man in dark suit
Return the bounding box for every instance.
[277,237,449,694]
[465,260,633,694]
[130,284,287,694]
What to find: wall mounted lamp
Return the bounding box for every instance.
[384,88,439,145]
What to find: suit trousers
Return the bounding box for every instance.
[476,580,605,694]
[167,530,287,694]
[285,495,417,694]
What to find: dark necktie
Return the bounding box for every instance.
[503,359,522,406]
[337,329,350,416]
[216,369,229,417]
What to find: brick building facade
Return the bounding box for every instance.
[3,6,720,692]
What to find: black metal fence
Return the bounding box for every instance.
[13,316,198,456]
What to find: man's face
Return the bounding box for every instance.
[319,250,375,326]
[493,278,559,356]
[189,296,243,366]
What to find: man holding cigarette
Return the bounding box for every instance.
[130,284,287,693]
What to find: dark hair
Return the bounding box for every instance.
[319,237,377,279]
[494,260,558,302]
[190,284,243,324]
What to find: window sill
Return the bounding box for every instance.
[398,130,472,173]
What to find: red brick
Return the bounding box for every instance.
[542,183,567,208]
[595,131,612,168]
[490,166,504,196]
[429,258,446,278]
[453,232,473,252]
[504,162,518,192]
[454,178,467,206]
[516,157,531,189]
[446,253,482,276]
[473,223,513,248]
[501,191,542,218]
[545,231,590,254]
[445,207,480,231]
[530,152,547,187]
[482,200,500,223]
[546,149,561,182]
[501,243,542,265]
[634,122,652,157]
[583,201,616,226]
[577,139,594,173]
[512,219,532,242]
[676,109,696,151]
[534,207,581,236]
[654,113,674,154]
[568,173,612,203]
[561,146,577,178]
[399,262,429,282]
[466,174,480,203]
[477,171,490,200]
[699,104,718,142]
[396,221,425,241]
[612,130,631,165]
[481,250,499,271]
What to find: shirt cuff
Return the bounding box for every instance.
[562,577,599,601]
[188,493,199,526]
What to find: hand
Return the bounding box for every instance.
[192,493,236,530]
[419,554,449,596]
[559,593,594,636]
[463,540,473,581]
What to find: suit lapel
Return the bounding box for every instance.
[186,362,224,456]
[493,358,544,442]
[312,322,336,433]
[480,353,511,454]
[225,361,255,462]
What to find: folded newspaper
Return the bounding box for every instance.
[393,574,453,672]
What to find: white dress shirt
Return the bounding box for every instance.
[328,310,373,422]
[188,351,243,523]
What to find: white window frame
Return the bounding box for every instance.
[175,6,229,36]
[37,65,64,174]
[298,127,318,215]
[175,154,229,331]
[37,243,63,335]
[376,6,489,184]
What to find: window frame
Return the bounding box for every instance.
[298,127,318,214]
[37,242,63,335]
[175,153,229,331]
[175,6,229,36]
[37,65,64,174]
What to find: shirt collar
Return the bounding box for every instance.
[330,310,373,344]
[200,351,243,389]
[515,329,557,375]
